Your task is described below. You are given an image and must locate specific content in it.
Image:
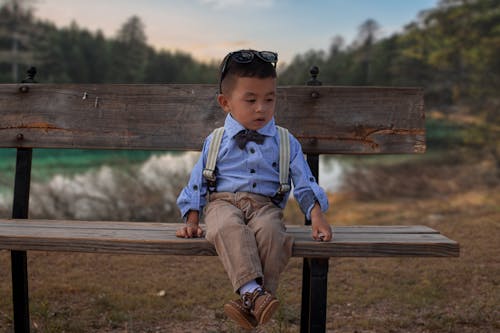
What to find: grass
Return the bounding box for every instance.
[0,184,498,332]
[325,188,499,333]
[0,141,498,332]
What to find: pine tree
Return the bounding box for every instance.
[0,0,36,82]
[109,16,149,83]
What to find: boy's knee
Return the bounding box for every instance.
[253,221,291,248]
[251,208,285,235]
[205,215,246,243]
[256,220,284,236]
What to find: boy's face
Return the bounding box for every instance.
[217,76,276,131]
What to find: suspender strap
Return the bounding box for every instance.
[277,126,291,194]
[202,127,224,188]
[202,126,291,197]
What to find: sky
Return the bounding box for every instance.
[33,0,439,65]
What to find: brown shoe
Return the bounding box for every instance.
[224,297,258,329]
[243,288,279,325]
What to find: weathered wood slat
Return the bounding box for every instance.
[0,220,459,257]
[0,219,439,234]
[0,84,425,154]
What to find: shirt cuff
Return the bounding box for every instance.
[298,190,316,220]
[300,186,329,220]
[306,201,317,220]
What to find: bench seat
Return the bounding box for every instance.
[0,219,459,257]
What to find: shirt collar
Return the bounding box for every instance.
[224,114,277,138]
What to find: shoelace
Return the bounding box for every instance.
[241,288,265,310]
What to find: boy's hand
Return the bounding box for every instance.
[176,211,204,238]
[176,222,204,238]
[310,202,333,242]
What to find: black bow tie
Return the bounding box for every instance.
[234,130,266,149]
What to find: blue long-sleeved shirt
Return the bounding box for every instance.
[176,114,329,220]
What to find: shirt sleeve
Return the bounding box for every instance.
[176,137,210,219]
[289,135,329,220]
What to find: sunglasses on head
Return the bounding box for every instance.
[219,50,278,93]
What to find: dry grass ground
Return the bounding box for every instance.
[0,183,498,332]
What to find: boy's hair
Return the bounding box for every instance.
[219,49,277,95]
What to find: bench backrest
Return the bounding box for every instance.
[0,84,424,154]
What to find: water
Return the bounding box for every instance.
[319,156,345,192]
[0,152,346,220]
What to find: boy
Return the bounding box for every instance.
[176,49,332,329]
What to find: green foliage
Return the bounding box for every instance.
[108,16,148,83]
[280,0,500,155]
[0,5,218,84]
[2,1,497,100]
[0,1,498,155]
[426,118,467,148]
[0,0,38,81]
[281,0,500,108]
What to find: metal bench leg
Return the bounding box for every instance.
[11,147,32,333]
[301,147,329,332]
[11,251,30,333]
[300,258,329,333]
[300,258,311,332]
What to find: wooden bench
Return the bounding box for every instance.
[0,68,459,333]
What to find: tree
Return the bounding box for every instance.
[278,50,326,85]
[35,21,111,83]
[0,0,36,81]
[354,19,380,84]
[109,16,149,83]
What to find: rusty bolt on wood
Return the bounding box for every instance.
[16,133,24,141]
[19,86,29,93]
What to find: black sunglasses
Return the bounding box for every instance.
[219,50,278,93]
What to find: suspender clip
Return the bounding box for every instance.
[277,183,291,195]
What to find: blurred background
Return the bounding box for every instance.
[0,0,498,332]
[0,0,497,220]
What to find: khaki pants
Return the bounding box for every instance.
[204,192,294,294]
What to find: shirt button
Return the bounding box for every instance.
[252,183,257,188]
[193,185,198,191]
[250,169,256,173]
[309,177,315,182]
[250,148,255,154]
[272,162,277,167]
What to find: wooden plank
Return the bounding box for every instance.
[0,222,441,240]
[0,84,425,154]
[286,225,439,234]
[291,240,459,257]
[0,220,459,257]
[0,219,439,234]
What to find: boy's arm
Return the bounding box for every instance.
[176,137,212,238]
[176,149,208,219]
[286,135,331,241]
[310,202,333,241]
[287,135,329,219]
[176,210,204,238]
